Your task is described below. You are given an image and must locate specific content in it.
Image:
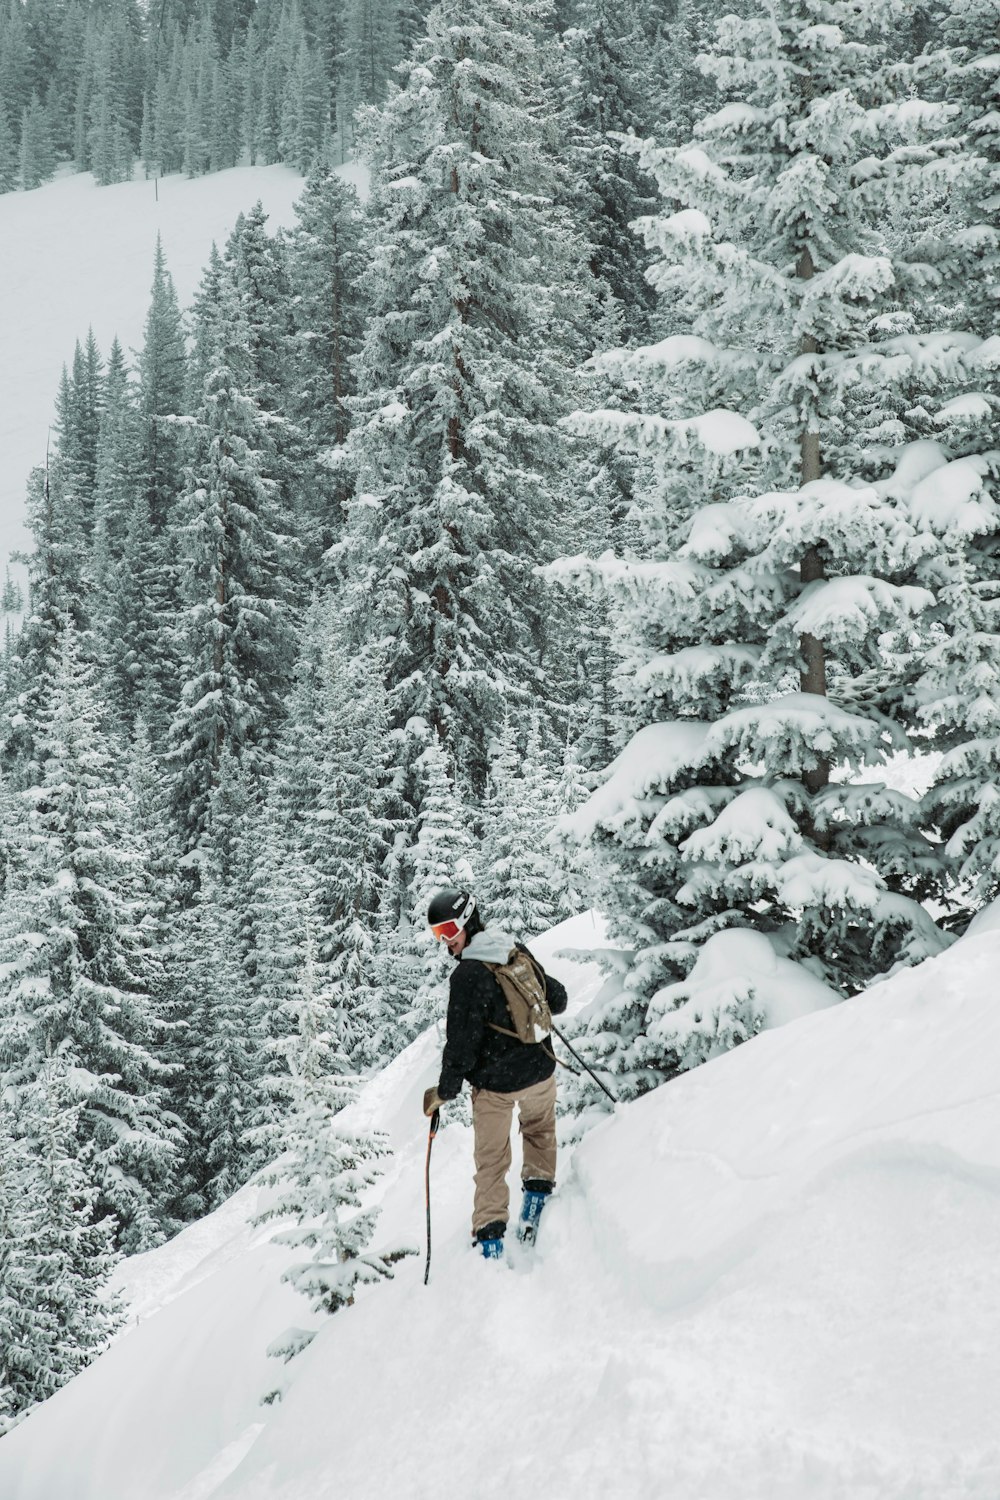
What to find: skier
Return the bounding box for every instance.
[421,888,568,1259]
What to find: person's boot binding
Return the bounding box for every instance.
[517,1180,553,1245]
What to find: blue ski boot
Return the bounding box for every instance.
[474,1220,506,1260]
[517,1179,554,1245]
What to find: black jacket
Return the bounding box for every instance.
[437,941,569,1100]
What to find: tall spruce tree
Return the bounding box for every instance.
[908,0,1000,914]
[554,0,957,1098]
[168,289,296,856]
[254,933,399,1355]
[283,166,366,562]
[0,629,178,1247]
[0,1072,124,1433]
[340,0,587,788]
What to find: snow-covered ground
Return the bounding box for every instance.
[1,906,997,1500]
[0,163,373,571]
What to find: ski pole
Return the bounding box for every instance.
[550,1022,618,1105]
[423,1108,440,1285]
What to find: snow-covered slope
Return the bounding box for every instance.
[0,163,370,570]
[1,909,998,1500]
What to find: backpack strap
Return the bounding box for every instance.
[485,1022,578,1074]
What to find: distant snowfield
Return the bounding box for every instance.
[0,163,367,569]
[1,906,998,1500]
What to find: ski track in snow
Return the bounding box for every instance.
[1,915,999,1500]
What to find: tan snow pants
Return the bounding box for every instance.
[471,1072,557,1235]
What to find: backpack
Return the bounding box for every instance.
[483,947,553,1045]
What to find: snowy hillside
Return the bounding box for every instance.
[0,164,369,569]
[0,908,997,1500]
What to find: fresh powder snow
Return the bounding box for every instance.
[0,909,997,1500]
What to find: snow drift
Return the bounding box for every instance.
[0,910,998,1500]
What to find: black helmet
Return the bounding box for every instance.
[427,888,477,940]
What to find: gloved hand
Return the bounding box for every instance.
[423,1087,443,1118]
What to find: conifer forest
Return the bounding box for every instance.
[2,0,1000,1434]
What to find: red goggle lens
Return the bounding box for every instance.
[431,920,462,941]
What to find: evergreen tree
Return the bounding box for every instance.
[0,1072,124,1432]
[4,452,89,782]
[307,625,401,1068]
[555,0,955,1098]
[341,0,587,788]
[910,0,1000,914]
[18,92,55,189]
[168,311,296,855]
[396,0,433,61]
[345,0,399,116]
[561,0,658,343]
[55,330,106,534]
[0,1101,53,1433]
[480,711,563,939]
[0,629,178,1248]
[0,102,17,191]
[283,165,365,560]
[140,236,188,535]
[254,934,405,1360]
[401,731,476,1025]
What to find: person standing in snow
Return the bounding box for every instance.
[421,888,569,1259]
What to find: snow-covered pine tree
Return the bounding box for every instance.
[339,0,587,788]
[345,0,399,116]
[906,0,1000,915]
[283,165,366,563]
[0,628,178,1248]
[552,0,958,1097]
[0,1100,54,1434]
[239,788,314,1166]
[91,337,140,583]
[140,236,187,537]
[0,1071,124,1433]
[480,711,564,940]
[306,624,402,1069]
[224,201,295,414]
[55,331,105,539]
[4,432,92,783]
[162,870,239,1220]
[396,0,433,62]
[18,92,55,189]
[399,729,477,1025]
[167,283,296,858]
[0,105,18,192]
[254,931,400,1361]
[560,0,658,344]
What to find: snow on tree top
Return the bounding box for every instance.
[680,786,802,865]
[648,926,838,1058]
[785,576,933,645]
[700,102,770,132]
[874,439,949,500]
[932,394,995,426]
[709,693,883,764]
[560,721,711,842]
[660,208,712,241]
[591,334,722,377]
[908,454,1000,536]
[803,253,894,302]
[798,23,845,49]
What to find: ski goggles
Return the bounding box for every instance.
[430,919,464,942]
